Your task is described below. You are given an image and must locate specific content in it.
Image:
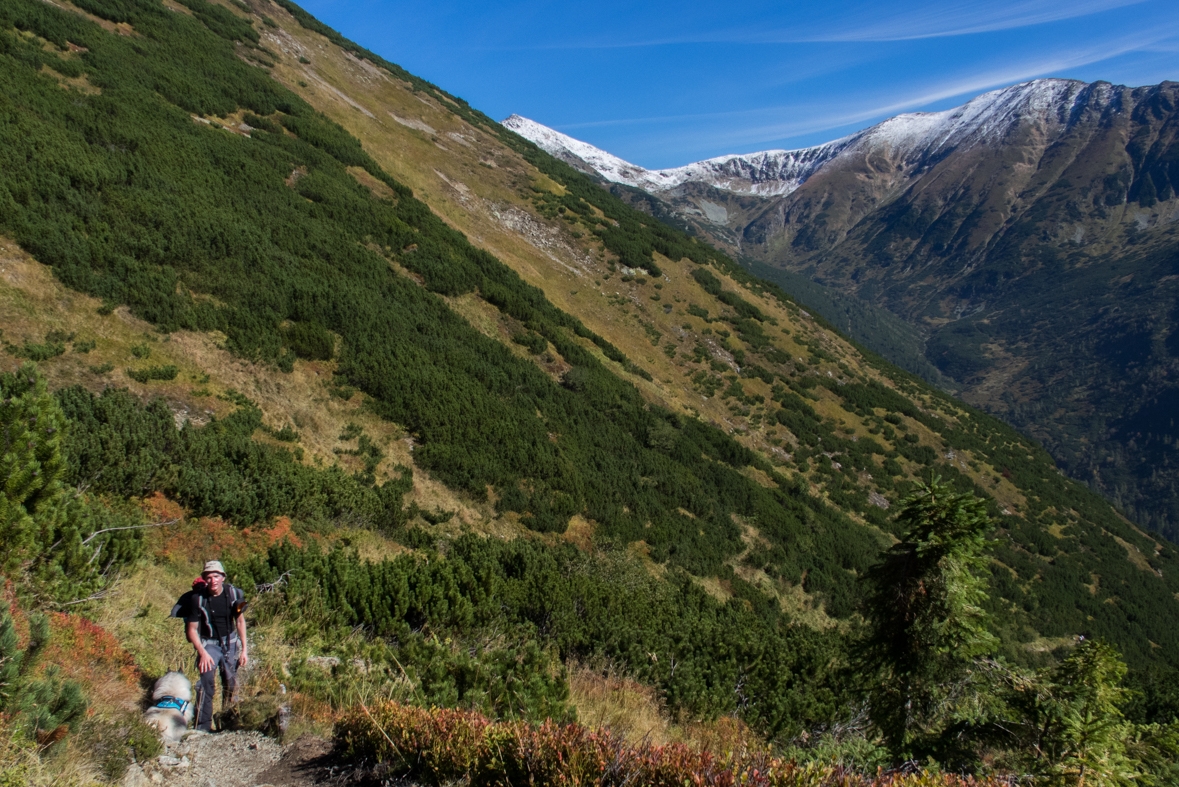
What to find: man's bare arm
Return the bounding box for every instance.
[187,620,215,673]
[235,611,249,667]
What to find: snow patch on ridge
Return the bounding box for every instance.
[502,79,1092,199]
[853,78,1087,158]
[502,114,843,197]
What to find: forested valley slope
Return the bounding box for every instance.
[0,0,1177,783]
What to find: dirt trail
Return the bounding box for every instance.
[120,732,392,787]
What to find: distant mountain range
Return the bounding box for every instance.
[503,113,847,197]
[505,79,1179,539]
[507,80,1111,198]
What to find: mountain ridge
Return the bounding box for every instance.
[504,79,1113,198]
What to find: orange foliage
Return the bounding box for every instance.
[1,597,141,714]
[157,511,305,570]
[43,612,141,687]
[242,516,303,549]
[140,491,186,523]
[159,516,243,565]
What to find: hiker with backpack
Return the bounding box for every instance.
[184,560,248,732]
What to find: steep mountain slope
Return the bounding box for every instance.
[1,0,1178,696]
[508,80,1179,540]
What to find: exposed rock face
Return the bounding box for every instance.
[507,80,1179,269]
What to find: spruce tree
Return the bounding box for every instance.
[1,364,66,573]
[859,477,998,759]
[1018,639,1179,787]
[0,611,87,743]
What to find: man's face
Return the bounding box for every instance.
[203,572,225,593]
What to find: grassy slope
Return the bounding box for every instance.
[247,0,979,495]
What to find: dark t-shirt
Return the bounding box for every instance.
[207,590,234,640]
[186,589,235,640]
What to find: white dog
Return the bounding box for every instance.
[143,671,194,742]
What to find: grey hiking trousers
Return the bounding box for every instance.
[195,635,239,732]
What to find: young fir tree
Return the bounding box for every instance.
[0,365,67,573]
[1018,639,1179,787]
[859,477,998,760]
[0,611,87,744]
[1,364,144,604]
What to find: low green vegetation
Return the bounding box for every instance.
[5,359,1176,780]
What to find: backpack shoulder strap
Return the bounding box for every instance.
[195,589,212,637]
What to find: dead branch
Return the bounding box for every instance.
[81,517,181,545]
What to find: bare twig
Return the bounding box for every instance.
[255,570,295,593]
[81,517,180,545]
[74,468,103,495]
[55,585,119,607]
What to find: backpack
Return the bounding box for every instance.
[169,577,204,619]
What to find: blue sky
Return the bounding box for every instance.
[295,0,1179,169]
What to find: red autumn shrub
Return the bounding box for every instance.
[336,701,1010,787]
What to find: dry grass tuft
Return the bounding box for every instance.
[568,660,672,745]
[347,166,397,199]
[568,660,769,754]
[1112,533,1158,574]
[562,515,596,551]
[0,726,107,787]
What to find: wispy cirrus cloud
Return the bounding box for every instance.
[560,31,1171,161]
[798,0,1148,42]
[508,0,1147,51]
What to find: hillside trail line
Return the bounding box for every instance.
[120,731,414,787]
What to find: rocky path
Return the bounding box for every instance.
[121,732,395,787]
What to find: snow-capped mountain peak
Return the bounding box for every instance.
[503,79,1093,199]
[502,114,844,197]
[501,115,678,192]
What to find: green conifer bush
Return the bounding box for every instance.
[0,612,88,746]
[859,478,998,759]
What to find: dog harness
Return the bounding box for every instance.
[154,696,190,714]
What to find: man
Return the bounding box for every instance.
[185,560,248,733]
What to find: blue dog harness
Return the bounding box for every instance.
[155,696,190,714]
